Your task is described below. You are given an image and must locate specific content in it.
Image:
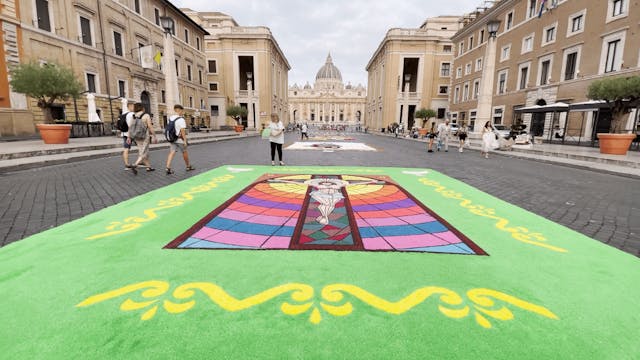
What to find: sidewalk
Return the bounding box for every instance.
[0,130,259,172]
[379,132,640,179]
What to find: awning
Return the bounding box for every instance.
[514,102,570,113]
[568,100,608,112]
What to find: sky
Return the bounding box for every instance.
[173,0,484,87]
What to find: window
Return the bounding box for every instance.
[493,107,504,125]
[518,65,529,89]
[527,0,537,18]
[198,70,203,84]
[175,59,179,77]
[113,31,123,56]
[599,31,625,73]
[134,0,140,14]
[465,63,472,75]
[468,36,474,50]
[437,108,446,119]
[154,8,160,25]
[612,0,626,17]
[463,82,469,101]
[472,80,479,99]
[118,80,126,98]
[501,45,510,61]
[522,35,533,53]
[539,59,551,85]
[567,10,586,36]
[209,83,218,91]
[189,96,193,108]
[497,70,507,94]
[36,0,51,31]
[506,11,513,30]
[443,45,452,53]
[187,64,192,81]
[453,86,460,104]
[184,29,189,44]
[196,37,201,51]
[440,63,451,77]
[438,86,448,94]
[544,26,556,44]
[564,52,578,80]
[456,67,462,78]
[571,15,582,32]
[479,29,485,43]
[469,110,477,129]
[208,60,217,73]
[211,105,219,117]
[86,73,96,93]
[476,58,483,71]
[161,90,166,103]
[458,42,464,55]
[80,16,92,46]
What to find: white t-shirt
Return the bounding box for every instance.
[301,123,308,133]
[269,121,285,144]
[122,111,134,137]
[169,115,187,143]
[437,123,451,137]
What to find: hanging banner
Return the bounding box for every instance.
[139,45,155,69]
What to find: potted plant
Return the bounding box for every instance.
[9,62,82,144]
[587,76,640,155]
[226,105,248,132]
[415,108,436,137]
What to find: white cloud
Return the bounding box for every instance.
[173,0,481,86]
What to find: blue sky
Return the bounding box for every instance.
[173,0,483,86]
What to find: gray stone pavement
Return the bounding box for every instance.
[0,130,638,257]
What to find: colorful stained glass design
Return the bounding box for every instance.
[165,174,485,255]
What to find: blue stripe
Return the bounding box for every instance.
[206,217,294,236]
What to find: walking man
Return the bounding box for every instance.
[127,103,156,174]
[120,102,135,169]
[165,104,195,175]
[301,122,309,140]
[437,119,451,152]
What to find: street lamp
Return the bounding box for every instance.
[247,71,255,129]
[160,16,179,116]
[487,20,500,38]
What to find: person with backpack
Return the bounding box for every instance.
[127,102,156,175]
[165,104,194,175]
[119,102,135,170]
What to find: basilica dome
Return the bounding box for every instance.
[315,54,342,81]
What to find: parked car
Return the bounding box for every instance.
[450,124,459,136]
[493,125,511,139]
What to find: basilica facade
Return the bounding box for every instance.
[288,54,366,127]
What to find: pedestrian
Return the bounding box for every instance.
[481,121,495,159]
[301,122,309,140]
[394,126,399,138]
[165,104,195,175]
[457,123,468,153]
[427,122,437,153]
[120,102,135,169]
[437,119,451,152]
[268,113,285,165]
[127,102,156,174]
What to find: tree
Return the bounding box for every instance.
[226,105,247,125]
[415,108,437,128]
[587,76,640,133]
[9,62,82,123]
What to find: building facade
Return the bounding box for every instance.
[450,0,640,140]
[1,0,209,137]
[184,11,290,130]
[365,16,462,132]
[288,54,366,127]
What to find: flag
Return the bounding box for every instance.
[153,51,162,65]
[538,0,548,18]
[139,45,154,69]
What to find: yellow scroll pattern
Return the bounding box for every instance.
[418,178,567,253]
[85,174,235,240]
[76,281,558,328]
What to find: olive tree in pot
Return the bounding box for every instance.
[415,108,436,136]
[587,76,640,155]
[9,62,82,144]
[226,105,248,132]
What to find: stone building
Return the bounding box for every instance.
[288,54,366,127]
[1,0,209,137]
[450,0,640,141]
[183,11,290,130]
[365,16,462,132]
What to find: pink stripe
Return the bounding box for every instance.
[203,230,268,247]
[219,209,255,222]
[246,214,291,226]
[285,217,299,226]
[261,236,291,249]
[192,227,221,239]
[385,233,451,249]
[357,216,405,227]
[362,237,395,250]
[399,214,435,224]
[432,231,464,244]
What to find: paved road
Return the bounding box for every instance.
[1,132,638,257]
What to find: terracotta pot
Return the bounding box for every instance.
[418,129,428,136]
[596,133,636,155]
[234,125,244,133]
[36,124,72,144]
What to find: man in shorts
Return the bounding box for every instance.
[121,102,135,169]
[165,104,195,175]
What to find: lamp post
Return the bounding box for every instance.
[246,72,255,129]
[475,19,501,132]
[401,74,411,130]
[160,16,179,116]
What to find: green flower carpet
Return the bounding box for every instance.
[1,166,638,359]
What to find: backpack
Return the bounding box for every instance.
[128,113,148,139]
[164,117,182,143]
[116,112,130,132]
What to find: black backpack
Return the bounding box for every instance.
[116,112,130,132]
[164,117,182,143]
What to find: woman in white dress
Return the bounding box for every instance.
[481,121,495,159]
[268,113,285,165]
